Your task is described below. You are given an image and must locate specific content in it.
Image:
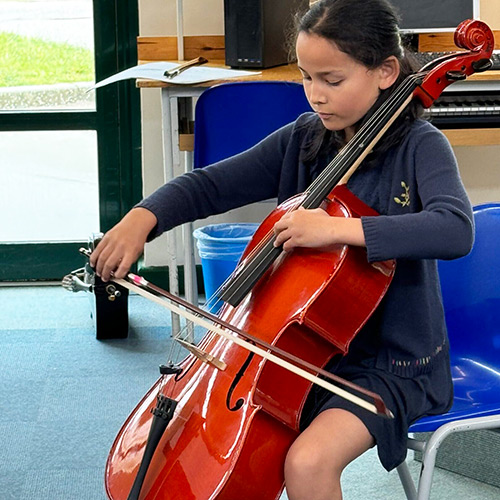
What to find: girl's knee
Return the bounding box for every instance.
[284,438,343,500]
[285,408,374,484]
[284,437,341,481]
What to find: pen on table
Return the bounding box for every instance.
[163,57,209,78]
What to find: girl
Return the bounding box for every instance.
[91,0,474,498]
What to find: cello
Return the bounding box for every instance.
[100,20,494,500]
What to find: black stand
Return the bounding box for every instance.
[62,233,129,339]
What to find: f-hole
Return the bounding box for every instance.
[226,350,255,411]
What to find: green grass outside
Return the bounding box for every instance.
[0,32,94,87]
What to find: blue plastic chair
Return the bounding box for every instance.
[194,81,312,168]
[397,204,500,500]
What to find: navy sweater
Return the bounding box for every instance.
[138,113,474,378]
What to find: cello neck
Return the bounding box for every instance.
[218,74,421,307]
[302,73,422,209]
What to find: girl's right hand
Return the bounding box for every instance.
[89,207,158,281]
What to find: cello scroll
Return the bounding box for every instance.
[415,20,494,106]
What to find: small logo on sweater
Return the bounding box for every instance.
[394,181,410,207]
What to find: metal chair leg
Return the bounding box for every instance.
[397,460,417,500]
[416,415,500,500]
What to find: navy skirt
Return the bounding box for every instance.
[299,351,453,471]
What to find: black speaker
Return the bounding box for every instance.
[224,0,309,69]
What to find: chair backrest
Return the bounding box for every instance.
[193,81,312,168]
[438,204,500,366]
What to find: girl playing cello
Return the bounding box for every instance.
[91,1,474,498]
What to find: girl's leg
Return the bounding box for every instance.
[284,408,375,500]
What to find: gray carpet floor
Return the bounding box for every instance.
[1,284,499,499]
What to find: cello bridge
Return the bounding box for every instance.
[175,338,227,371]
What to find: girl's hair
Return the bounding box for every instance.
[295,0,423,164]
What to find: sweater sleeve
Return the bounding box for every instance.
[361,126,474,262]
[136,121,295,239]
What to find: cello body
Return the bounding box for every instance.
[105,185,395,500]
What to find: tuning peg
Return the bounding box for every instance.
[472,58,493,72]
[446,71,467,81]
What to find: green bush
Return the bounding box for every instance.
[0,32,94,87]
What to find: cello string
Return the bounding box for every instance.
[196,49,479,310]
[132,76,435,388]
[208,74,424,303]
[304,73,424,201]
[190,73,425,312]
[152,51,480,393]
[162,50,476,353]
[169,72,425,348]
[167,52,475,368]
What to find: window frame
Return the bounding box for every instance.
[0,0,142,282]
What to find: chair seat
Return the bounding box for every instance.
[410,357,500,432]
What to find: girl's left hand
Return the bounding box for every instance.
[273,207,366,252]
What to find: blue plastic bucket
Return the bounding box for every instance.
[193,223,259,301]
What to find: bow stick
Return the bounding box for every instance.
[117,273,393,417]
[77,246,392,419]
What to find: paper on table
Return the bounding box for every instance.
[93,61,261,88]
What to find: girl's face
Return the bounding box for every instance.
[296,32,399,141]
